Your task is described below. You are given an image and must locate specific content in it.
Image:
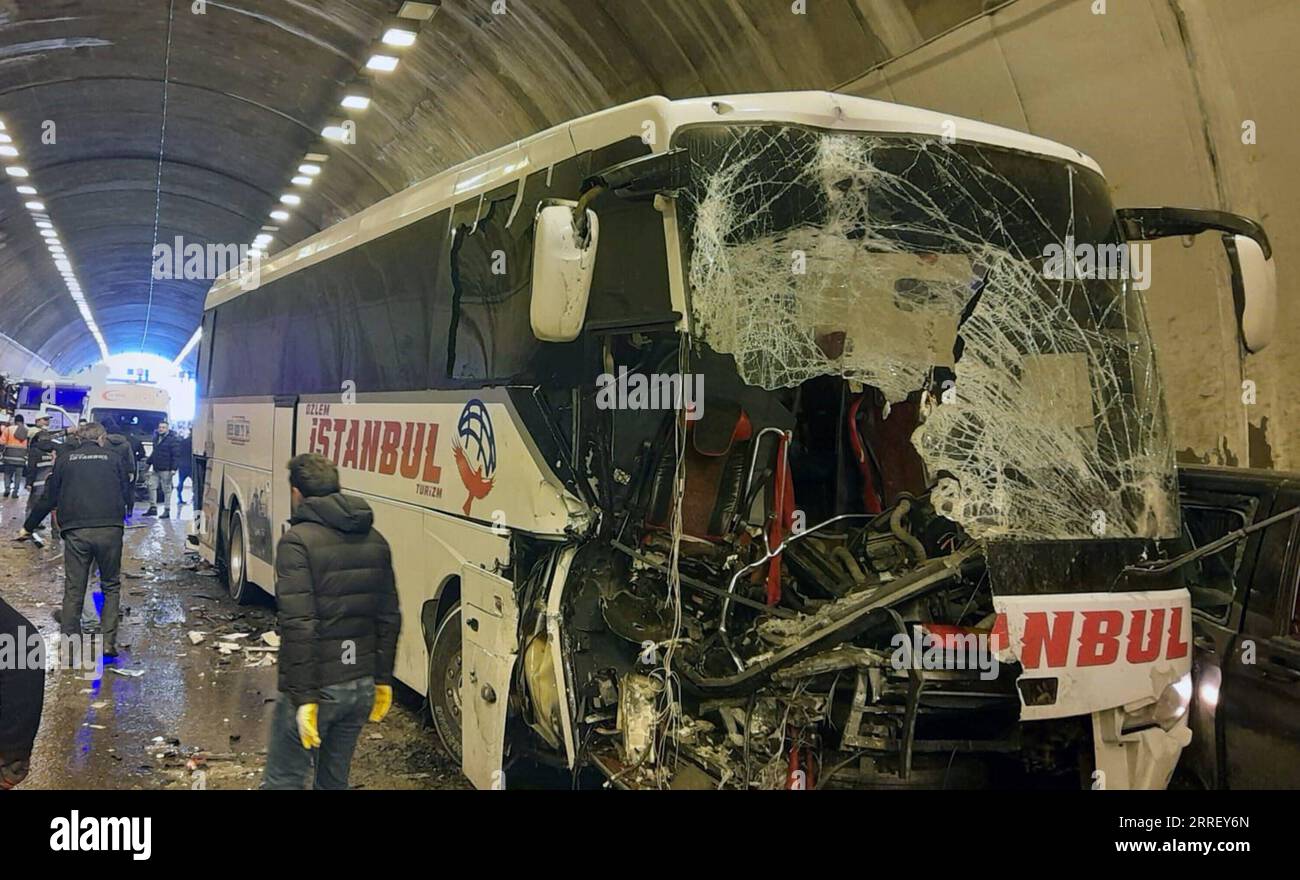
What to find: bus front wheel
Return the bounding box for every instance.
[223,508,253,605]
[428,603,463,764]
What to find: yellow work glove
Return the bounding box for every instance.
[296,703,321,749]
[370,684,393,723]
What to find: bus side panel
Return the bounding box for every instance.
[201,399,277,587]
[221,463,275,590]
[209,400,276,472]
[295,397,578,537]
[197,456,221,566]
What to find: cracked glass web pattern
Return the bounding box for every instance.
[676,124,1176,541]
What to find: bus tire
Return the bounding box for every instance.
[428,603,463,764]
[224,508,253,605]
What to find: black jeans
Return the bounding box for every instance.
[61,527,124,649]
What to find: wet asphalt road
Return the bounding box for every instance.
[0,493,467,791]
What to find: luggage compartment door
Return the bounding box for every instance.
[460,564,518,789]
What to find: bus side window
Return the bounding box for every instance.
[449,187,533,381]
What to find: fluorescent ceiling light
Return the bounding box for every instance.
[291,176,312,187]
[382,27,418,48]
[270,210,290,221]
[341,94,371,111]
[39,229,58,238]
[304,152,329,163]
[16,185,36,195]
[0,134,11,144]
[398,2,439,20]
[279,194,301,206]
[321,124,350,142]
[25,201,45,211]
[253,234,273,246]
[35,221,52,229]
[5,166,28,177]
[365,54,399,72]
[298,163,321,176]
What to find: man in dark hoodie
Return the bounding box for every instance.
[99,417,140,518]
[261,453,400,790]
[0,595,44,789]
[19,422,132,656]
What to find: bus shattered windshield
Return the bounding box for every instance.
[674,124,1177,542]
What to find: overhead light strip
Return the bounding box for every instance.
[0,115,109,361]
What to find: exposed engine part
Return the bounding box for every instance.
[618,673,661,766]
[521,634,564,751]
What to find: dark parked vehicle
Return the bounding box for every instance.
[1177,465,1300,789]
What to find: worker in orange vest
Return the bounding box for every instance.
[1,414,29,497]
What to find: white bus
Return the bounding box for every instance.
[195,92,1276,790]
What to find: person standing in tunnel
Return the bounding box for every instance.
[143,420,180,519]
[261,453,400,790]
[22,416,55,514]
[19,422,132,657]
[99,417,140,519]
[2,414,28,497]
[0,595,44,790]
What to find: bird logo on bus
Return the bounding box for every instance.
[453,399,496,515]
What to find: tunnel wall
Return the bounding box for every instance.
[840,0,1297,471]
[0,332,58,382]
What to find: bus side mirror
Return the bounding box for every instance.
[1117,207,1277,353]
[530,201,598,342]
[1224,233,1276,354]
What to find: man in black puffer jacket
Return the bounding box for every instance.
[261,453,400,790]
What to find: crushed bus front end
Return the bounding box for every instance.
[511,117,1191,789]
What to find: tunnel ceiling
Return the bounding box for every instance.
[0,0,983,373]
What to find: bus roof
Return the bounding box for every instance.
[205,91,1102,310]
